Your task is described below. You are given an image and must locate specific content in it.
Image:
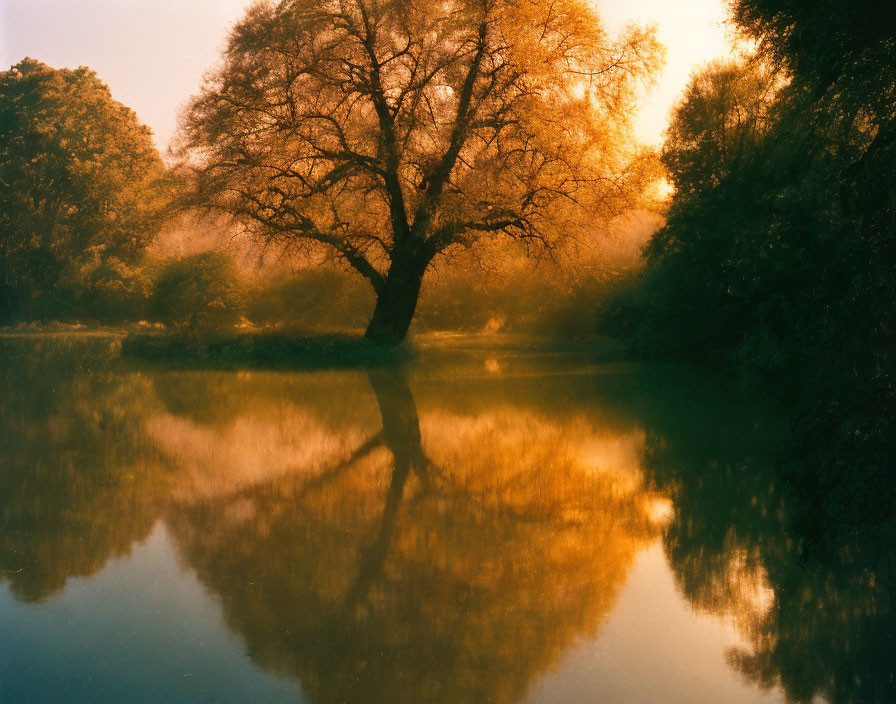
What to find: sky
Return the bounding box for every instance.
[0,0,736,151]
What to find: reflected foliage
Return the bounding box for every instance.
[1,337,893,702]
[164,365,661,704]
[642,379,896,704]
[0,337,168,601]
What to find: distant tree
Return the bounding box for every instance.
[178,0,662,342]
[0,58,171,323]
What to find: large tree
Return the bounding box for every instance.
[0,59,171,323]
[179,0,662,341]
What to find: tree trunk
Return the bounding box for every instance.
[364,252,426,343]
[346,367,428,604]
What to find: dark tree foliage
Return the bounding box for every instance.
[640,0,896,369]
[150,252,246,334]
[639,12,895,376]
[0,59,171,324]
[638,60,780,359]
[730,0,896,125]
[633,3,896,630]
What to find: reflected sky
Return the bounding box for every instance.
[1,336,892,703]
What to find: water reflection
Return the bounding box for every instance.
[0,336,169,602]
[646,406,896,704]
[0,337,893,703]
[162,364,662,704]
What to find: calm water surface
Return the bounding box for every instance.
[0,335,891,703]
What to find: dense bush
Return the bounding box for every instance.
[150,253,245,334]
[79,258,155,324]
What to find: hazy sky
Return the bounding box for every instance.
[1,0,735,151]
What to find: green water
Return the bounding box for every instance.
[0,335,892,703]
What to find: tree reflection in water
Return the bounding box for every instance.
[0,337,893,703]
[164,365,661,704]
[640,369,896,704]
[0,336,169,602]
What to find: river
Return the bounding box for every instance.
[0,334,891,703]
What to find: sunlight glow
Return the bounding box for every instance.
[598,0,737,144]
[2,0,737,149]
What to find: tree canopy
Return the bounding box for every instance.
[636,0,895,371]
[179,0,662,340]
[627,3,895,576]
[730,0,896,119]
[0,58,171,323]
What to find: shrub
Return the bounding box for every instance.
[246,268,372,332]
[80,258,153,324]
[150,253,245,334]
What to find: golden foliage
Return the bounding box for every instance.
[178,0,663,291]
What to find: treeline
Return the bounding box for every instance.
[0,58,625,335]
[65,248,639,337]
[610,0,895,542]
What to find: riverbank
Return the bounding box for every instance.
[0,323,632,370]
